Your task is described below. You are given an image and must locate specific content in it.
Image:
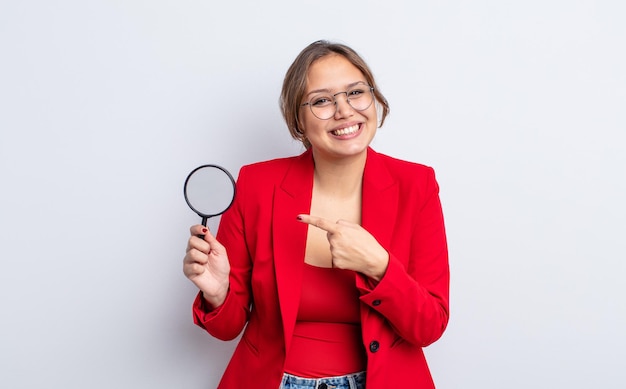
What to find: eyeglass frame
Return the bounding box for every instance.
[300,83,375,120]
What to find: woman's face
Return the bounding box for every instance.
[300,54,378,162]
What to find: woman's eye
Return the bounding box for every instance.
[312,97,332,106]
[349,89,365,97]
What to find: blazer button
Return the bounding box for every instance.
[369,340,380,353]
[372,299,381,306]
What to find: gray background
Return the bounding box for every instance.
[1,1,624,388]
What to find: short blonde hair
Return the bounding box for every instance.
[280,40,390,149]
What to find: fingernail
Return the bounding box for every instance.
[202,228,208,233]
[296,215,302,221]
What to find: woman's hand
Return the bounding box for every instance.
[183,225,230,308]
[297,214,389,281]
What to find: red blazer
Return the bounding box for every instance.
[193,148,449,388]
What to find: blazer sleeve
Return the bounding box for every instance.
[192,166,253,341]
[358,167,450,347]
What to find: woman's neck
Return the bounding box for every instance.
[312,150,367,199]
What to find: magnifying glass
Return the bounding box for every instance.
[183,164,236,235]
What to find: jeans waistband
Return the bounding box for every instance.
[280,371,366,389]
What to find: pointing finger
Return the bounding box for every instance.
[296,214,338,233]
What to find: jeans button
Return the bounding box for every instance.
[318,384,328,389]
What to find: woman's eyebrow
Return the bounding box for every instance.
[305,81,367,97]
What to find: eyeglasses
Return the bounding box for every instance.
[301,82,375,120]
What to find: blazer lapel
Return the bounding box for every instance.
[272,150,314,352]
[362,148,398,249]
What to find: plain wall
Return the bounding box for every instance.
[1,1,625,388]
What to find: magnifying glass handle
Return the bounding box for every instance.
[198,216,208,239]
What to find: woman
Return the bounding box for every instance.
[183,40,450,389]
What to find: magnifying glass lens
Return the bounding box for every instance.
[184,165,236,227]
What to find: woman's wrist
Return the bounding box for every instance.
[368,251,390,282]
[202,283,229,309]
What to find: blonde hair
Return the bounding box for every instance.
[280,40,390,149]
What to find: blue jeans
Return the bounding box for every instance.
[279,372,366,389]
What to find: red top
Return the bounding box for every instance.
[283,263,367,377]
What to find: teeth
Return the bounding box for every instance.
[332,124,359,136]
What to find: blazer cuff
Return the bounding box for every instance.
[357,253,403,304]
[192,290,227,328]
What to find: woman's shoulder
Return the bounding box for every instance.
[369,150,441,202]
[237,151,309,183]
[369,148,435,179]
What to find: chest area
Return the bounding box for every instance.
[304,191,361,267]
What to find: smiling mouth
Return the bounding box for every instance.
[331,124,360,136]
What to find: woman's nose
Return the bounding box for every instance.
[333,93,354,119]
